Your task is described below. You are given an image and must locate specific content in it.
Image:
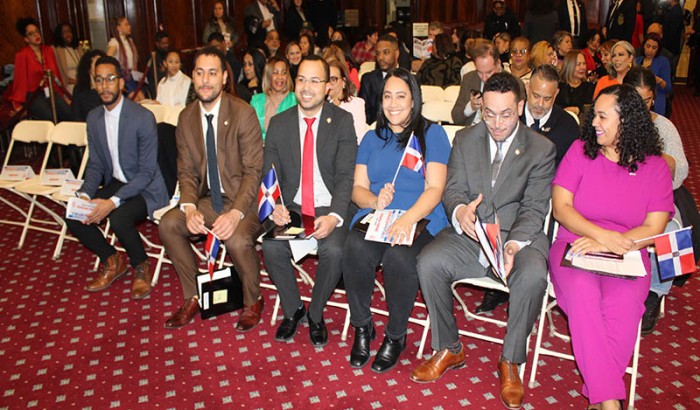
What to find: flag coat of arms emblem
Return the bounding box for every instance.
[258,168,281,222]
[654,227,696,280]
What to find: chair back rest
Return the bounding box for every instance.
[50,122,87,147]
[566,109,580,125]
[444,85,461,103]
[421,85,445,103]
[142,104,168,124]
[165,105,184,127]
[422,101,454,124]
[12,120,54,144]
[4,120,54,169]
[442,125,462,147]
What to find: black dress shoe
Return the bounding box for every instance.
[350,323,376,368]
[371,334,406,373]
[307,313,328,347]
[641,291,662,335]
[475,289,509,314]
[275,305,306,341]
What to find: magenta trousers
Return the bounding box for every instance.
[548,240,649,403]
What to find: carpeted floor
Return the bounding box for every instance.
[1,87,700,409]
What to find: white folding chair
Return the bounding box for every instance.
[142,103,169,124]
[358,61,376,81]
[164,105,184,127]
[566,109,580,125]
[444,85,461,103]
[15,122,88,258]
[528,283,642,410]
[421,101,455,124]
[420,85,445,103]
[528,218,647,410]
[0,120,54,228]
[431,203,556,379]
[442,125,462,146]
[93,182,180,287]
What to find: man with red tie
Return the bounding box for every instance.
[262,55,357,346]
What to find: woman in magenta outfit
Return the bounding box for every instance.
[549,84,674,410]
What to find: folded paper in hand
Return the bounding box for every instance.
[474,215,507,285]
[66,197,96,222]
[561,244,646,278]
[363,209,418,246]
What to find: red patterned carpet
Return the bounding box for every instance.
[2,88,700,409]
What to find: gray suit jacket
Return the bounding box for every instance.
[451,70,483,126]
[81,97,168,217]
[444,121,556,255]
[263,102,357,219]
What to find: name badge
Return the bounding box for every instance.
[0,165,36,181]
[59,179,84,196]
[41,169,75,186]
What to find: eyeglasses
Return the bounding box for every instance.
[510,49,528,56]
[374,49,394,57]
[296,76,326,85]
[329,76,340,84]
[94,74,121,85]
[25,30,40,37]
[483,110,515,124]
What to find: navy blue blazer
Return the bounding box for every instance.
[81,97,168,217]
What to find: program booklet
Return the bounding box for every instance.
[474,215,507,286]
[561,243,646,279]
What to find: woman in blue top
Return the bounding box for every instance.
[635,33,672,116]
[343,68,451,373]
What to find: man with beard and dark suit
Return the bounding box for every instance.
[359,34,400,125]
[262,55,357,346]
[411,72,555,410]
[67,56,168,299]
[159,47,264,331]
[604,0,636,42]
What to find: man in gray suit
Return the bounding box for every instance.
[67,56,168,299]
[451,41,503,126]
[411,73,555,410]
[262,55,357,346]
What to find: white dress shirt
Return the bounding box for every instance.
[105,96,127,184]
[524,104,553,130]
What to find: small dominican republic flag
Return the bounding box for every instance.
[205,232,221,279]
[400,135,425,176]
[258,168,281,222]
[654,227,696,280]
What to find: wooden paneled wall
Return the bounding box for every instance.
[1,0,604,74]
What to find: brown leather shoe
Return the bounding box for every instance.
[498,359,524,409]
[131,260,152,299]
[410,343,466,383]
[236,298,264,332]
[165,296,199,329]
[85,253,128,292]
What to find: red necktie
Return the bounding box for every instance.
[302,117,316,217]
